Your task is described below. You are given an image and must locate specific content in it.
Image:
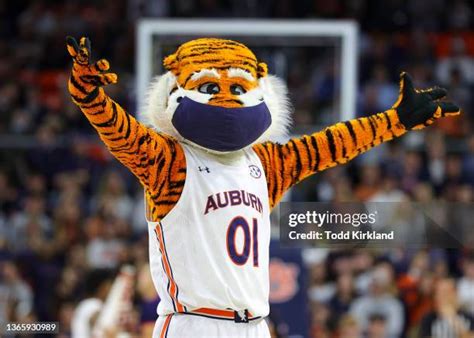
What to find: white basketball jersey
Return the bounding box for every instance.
[147,144,270,319]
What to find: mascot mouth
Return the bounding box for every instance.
[172,97,272,152]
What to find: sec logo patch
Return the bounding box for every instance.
[249,165,261,178]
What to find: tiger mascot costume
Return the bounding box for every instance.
[66,36,460,337]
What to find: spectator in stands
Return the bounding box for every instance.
[336,314,361,338]
[85,215,126,270]
[400,151,424,194]
[309,301,331,338]
[365,314,388,338]
[308,256,335,304]
[397,251,433,331]
[329,272,358,322]
[436,37,474,85]
[92,170,134,222]
[350,262,404,338]
[354,164,382,201]
[10,195,51,253]
[0,259,34,327]
[71,268,114,338]
[362,65,398,113]
[369,172,407,203]
[458,254,474,316]
[420,278,474,338]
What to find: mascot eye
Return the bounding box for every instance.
[198,83,220,94]
[230,84,246,95]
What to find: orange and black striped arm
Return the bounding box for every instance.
[253,110,405,208]
[66,36,186,222]
[254,72,461,208]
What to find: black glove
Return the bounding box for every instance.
[393,72,460,130]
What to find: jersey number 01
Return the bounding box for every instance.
[226,216,258,267]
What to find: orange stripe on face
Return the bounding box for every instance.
[183,69,259,108]
[155,224,185,313]
[163,38,264,108]
[164,38,260,80]
[160,314,173,338]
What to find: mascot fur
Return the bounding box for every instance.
[66,36,460,337]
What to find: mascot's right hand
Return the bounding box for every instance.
[392,72,460,130]
[66,36,118,104]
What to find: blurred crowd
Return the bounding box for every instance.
[0,0,473,337]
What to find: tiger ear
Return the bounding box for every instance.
[257,62,268,78]
[163,53,179,75]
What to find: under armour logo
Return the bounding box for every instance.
[234,309,249,323]
[198,166,210,173]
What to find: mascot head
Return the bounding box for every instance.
[143,38,291,153]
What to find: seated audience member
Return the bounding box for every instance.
[420,278,474,338]
[350,262,404,338]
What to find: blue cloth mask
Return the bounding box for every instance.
[172,97,272,152]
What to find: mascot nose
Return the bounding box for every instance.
[207,93,243,108]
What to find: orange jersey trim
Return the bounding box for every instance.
[160,314,173,338]
[154,223,186,313]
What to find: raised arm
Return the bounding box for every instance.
[254,73,460,208]
[66,37,186,219]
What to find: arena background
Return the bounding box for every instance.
[0,1,473,337]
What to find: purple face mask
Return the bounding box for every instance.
[172,97,272,152]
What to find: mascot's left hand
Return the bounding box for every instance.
[392,72,460,130]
